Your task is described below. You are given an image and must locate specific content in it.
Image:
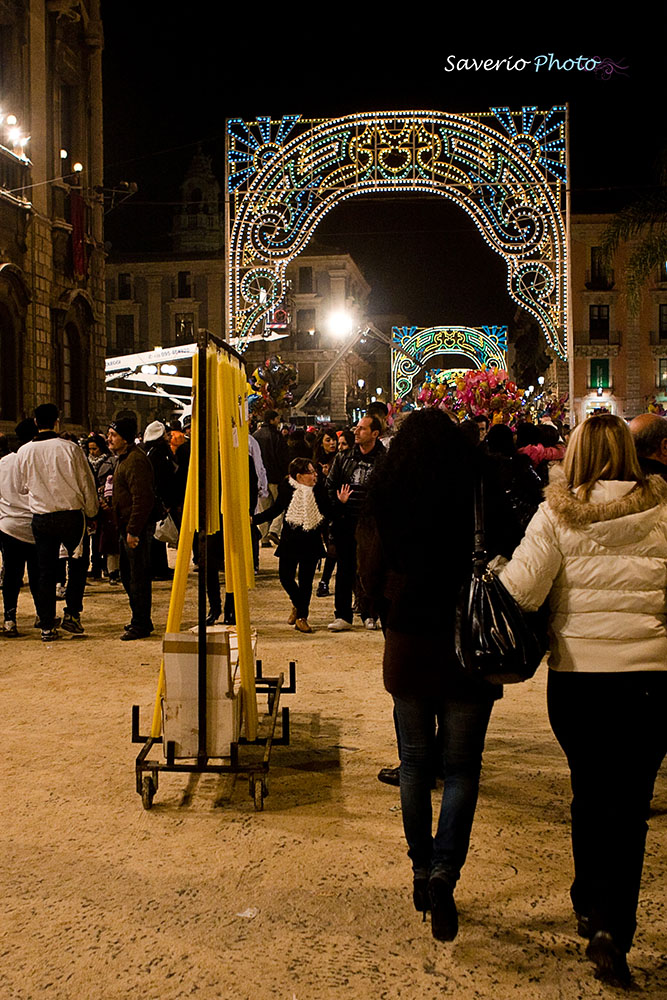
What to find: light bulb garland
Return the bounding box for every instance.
[227,109,567,358]
[392,325,507,399]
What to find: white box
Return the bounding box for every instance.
[162,627,250,758]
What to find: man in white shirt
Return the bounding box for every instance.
[16,403,98,641]
[0,418,40,634]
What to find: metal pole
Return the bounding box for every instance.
[197,329,208,764]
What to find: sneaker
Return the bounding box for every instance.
[316,581,330,597]
[327,618,352,632]
[108,572,120,586]
[295,618,313,633]
[61,612,84,635]
[364,618,378,631]
[55,584,66,599]
[3,620,19,637]
[41,628,61,642]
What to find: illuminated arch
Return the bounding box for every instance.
[226,109,568,357]
[392,324,507,398]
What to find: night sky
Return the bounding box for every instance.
[102,9,665,330]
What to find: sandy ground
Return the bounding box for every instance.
[1,546,666,1000]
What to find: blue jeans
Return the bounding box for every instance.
[393,693,494,884]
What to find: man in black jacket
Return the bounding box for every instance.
[108,418,156,640]
[253,410,289,544]
[326,415,385,631]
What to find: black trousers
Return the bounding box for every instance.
[32,510,87,628]
[0,530,39,621]
[278,546,319,620]
[547,668,667,952]
[119,526,153,632]
[333,520,374,623]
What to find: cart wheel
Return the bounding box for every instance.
[253,779,264,812]
[141,775,156,810]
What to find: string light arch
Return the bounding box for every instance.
[392,324,507,398]
[225,109,567,357]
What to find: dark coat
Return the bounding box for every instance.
[326,440,386,522]
[253,423,289,483]
[357,459,521,702]
[112,445,155,536]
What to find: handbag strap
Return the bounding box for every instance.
[473,473,488,568]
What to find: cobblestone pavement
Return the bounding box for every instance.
[2,547,666,999]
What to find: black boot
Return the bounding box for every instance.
[428,876,458,942]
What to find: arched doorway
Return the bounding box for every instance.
[225,108,568,357]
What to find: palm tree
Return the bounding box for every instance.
[599,153,667,313]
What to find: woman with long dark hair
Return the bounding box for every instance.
[360,408,519,942]
[496,414,667,987]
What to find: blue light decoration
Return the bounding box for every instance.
[392,325,508,398]
[226,109,567,357]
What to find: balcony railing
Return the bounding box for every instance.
[584,269,615,290]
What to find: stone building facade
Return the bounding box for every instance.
[0,0,105,438]
[106,151,381,428]
[570,214,667,421]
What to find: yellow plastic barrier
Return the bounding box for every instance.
[150,342,258,742]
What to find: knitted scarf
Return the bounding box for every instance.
[285,477,324,531]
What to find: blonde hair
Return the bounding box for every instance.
[563,414,642,499]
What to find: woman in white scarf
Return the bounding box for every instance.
[253,457,328,632]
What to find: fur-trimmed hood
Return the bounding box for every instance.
[545,474,667,548]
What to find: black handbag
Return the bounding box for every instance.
[455,475,548,685]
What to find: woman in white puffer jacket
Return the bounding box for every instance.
[496,413,667,989]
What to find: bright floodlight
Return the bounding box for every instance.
[327,310,354,338]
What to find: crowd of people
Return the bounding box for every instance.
[0,405,192,642]
[1,398,667,989]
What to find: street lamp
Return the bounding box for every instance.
[327,310,355,338]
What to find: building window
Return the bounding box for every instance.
[589,304,609,340]
[115,315,135,353]
[175,312,195,342]
[659,358,667,390]
[659,305,667,340]
[590,358,610,389]
[298,266,313,294]
[296,308,318,349]
[177,271,192,298]
[117,273,133,300]
[659,262,667,283]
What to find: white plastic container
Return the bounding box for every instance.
[162,626,252,758]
